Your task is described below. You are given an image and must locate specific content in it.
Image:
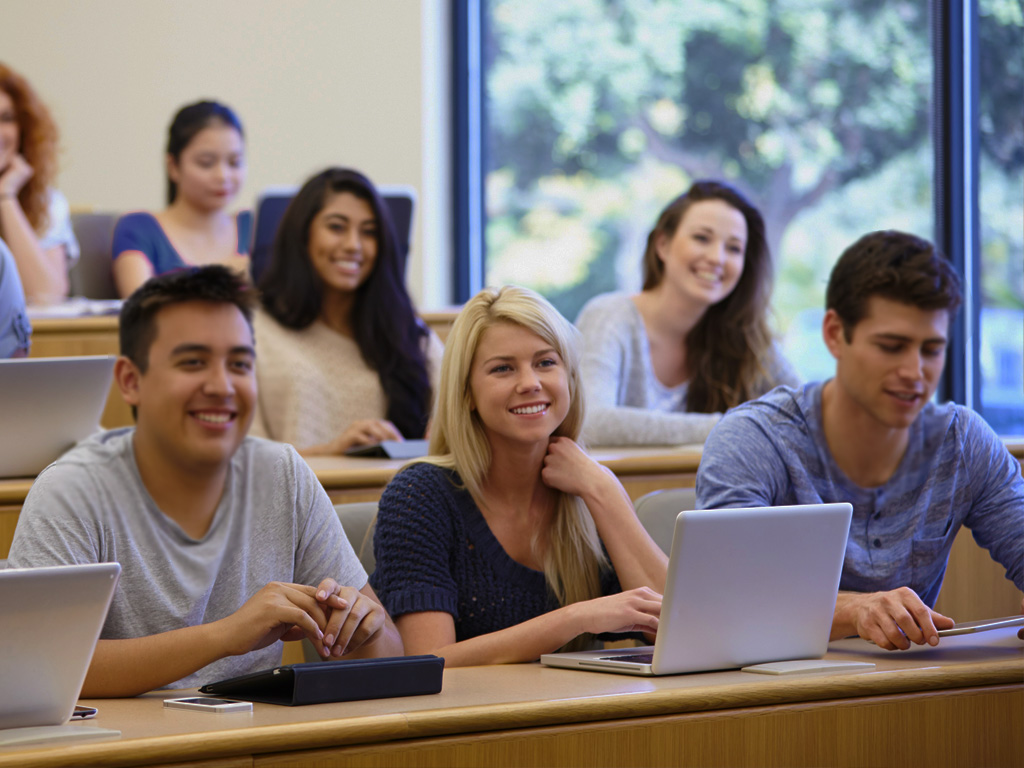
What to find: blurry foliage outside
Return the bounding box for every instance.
[482,0,1023,432]
[978,0,1024,433]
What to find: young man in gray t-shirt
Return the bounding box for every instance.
[697,230,1024,651]
[8,266,402,695]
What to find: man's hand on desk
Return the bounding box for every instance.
[832,588,954,650]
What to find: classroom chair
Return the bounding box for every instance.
[634,487,697,555]
[68,212,119,299]
[250,186,416,283]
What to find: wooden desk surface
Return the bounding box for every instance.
[1,629,1020,768]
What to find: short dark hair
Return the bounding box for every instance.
[120,266,255,373]
[258,167,432,439]
[826,230,963,340]
[165,100,244,205]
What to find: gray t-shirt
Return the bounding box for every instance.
[8,429,366,689]
[696,382,1024,607]
[575,292,800,445]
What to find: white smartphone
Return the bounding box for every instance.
[163,697,252,713]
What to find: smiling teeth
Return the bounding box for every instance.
[195,413,231,423]
[511,404,546,415]
[694,270,720,281]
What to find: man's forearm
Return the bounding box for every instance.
[81,622,230,697]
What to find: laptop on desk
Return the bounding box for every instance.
[541,503,853,676]
[0,356,115,478]
[0,563,120,730]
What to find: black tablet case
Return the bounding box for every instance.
[198,655,444,706]
[344,439,430,459]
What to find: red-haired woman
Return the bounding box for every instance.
[0,63,78,305]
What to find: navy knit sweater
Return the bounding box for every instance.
[370,462,619,642]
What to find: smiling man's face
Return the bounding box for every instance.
[125,300,256,474]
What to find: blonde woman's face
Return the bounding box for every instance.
[0,90,19,174]
[468,322,569,452]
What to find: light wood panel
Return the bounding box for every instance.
[256,687,1022,768]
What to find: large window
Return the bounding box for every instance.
[977,0,1024,433]
[457,0,1024,434]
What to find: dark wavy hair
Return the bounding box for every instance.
[258,167,431,438]
[641,179,775,413]
[165,100,244,205]
[0,62,58,235]
[827,230,963,341]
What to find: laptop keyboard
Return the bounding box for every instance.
[600,653,653,664]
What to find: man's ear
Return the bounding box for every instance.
[114,356,143,407]
[822,309,848,361]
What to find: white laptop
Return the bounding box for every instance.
[0,563,120,729]
[0,356,115,478]
[541,503,853,676]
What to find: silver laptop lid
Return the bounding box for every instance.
[0,355,115,478]
[0,563,120,728]
[651,503,853,674]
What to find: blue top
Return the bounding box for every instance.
[0,238,31,357]
[695,382,1024,606]
[371,462,621,642]
[111,211,253,275]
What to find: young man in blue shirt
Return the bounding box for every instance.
[697,230,1024,650]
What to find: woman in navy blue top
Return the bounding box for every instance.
[371,285,668,666]
[112,101,251,297]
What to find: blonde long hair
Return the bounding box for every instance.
[424,285,608,609]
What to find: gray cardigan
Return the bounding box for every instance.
[574,292,800,446]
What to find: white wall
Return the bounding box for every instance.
[0,0,452,305]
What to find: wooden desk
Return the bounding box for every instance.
[1,628,1020,768]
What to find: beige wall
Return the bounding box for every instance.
[0,0,452,304]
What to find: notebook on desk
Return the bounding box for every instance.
[0,355,115,478]
[541,503,853,676]
[0,563,121,730]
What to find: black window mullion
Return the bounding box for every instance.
[934,0,982,409]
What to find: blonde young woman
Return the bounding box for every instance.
[370,286,666,666]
